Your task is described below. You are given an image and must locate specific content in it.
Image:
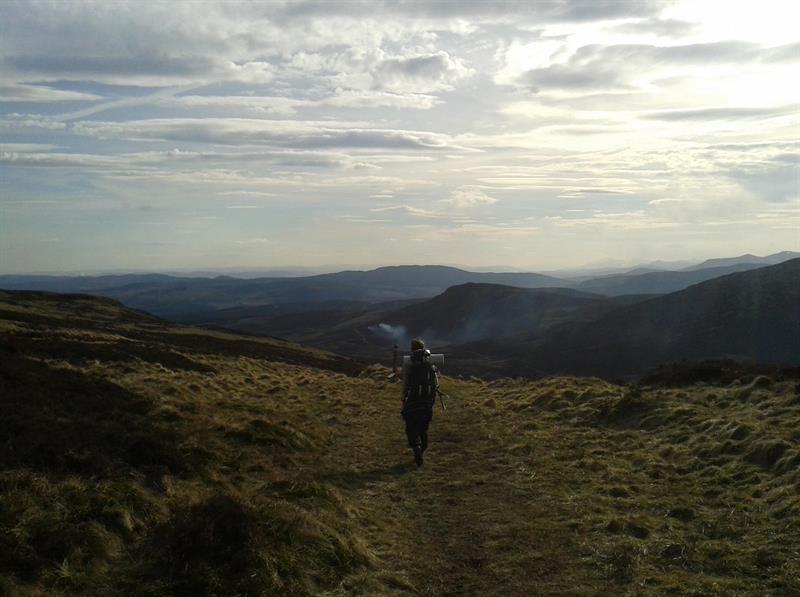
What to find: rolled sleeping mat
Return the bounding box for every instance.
[403,353,444,366]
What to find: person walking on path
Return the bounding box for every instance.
[400,338,439,467]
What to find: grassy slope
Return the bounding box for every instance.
[1,291,798,595]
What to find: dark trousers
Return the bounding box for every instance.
[403,409,432,452]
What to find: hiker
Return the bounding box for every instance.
[401,338,439,467]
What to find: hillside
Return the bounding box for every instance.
[498,259,800,378]
[1,290,799,595]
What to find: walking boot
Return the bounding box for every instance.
[413,443,423,467]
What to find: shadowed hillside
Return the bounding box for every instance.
[497,258,800,378]
[1,290,798,595]
[187,285,653,365]
[375,284,604,345]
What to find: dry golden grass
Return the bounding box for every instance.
[1,290,798,595]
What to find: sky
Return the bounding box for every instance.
[1,0,798,274]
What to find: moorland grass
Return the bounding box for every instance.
[1,291,798,595]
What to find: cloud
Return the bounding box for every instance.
[0,148,370,172]
[234,237,273,244]
[0,143,60,152]
[219,190,276,197]
[166,89,440,114]
[152,148,369,169]
[0,151,122,168]
[513,41,792,92]
[271,0,665,23]
[337,216,392,223]
[727,158,800,202]
[165,94,303,115]
[610,18,698,38]
[374,51,473,92]
[323,89,440,109]
[518,65,620,91]
[0,84,103,102]
[443,186,499,208]
[72,118,470,151]
[763,42,800,63]
[648,198,688,206]
[369,205,443,218]
[643,105,797,121]
[0,115,66,132]
[55,85,198,121]
[549,211,679,230]
[0,2,474,92]
[4,52,274,87]
[0,2,275,86]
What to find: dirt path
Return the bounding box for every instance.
[318,377,607,596]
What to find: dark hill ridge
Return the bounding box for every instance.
[499,258,800,378]
[304,264,564,288]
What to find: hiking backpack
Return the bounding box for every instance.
[404,349,438,407]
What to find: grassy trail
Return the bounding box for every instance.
[318,376,605,596]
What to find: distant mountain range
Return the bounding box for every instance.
[2,252,797,319]
[0,266,563,318]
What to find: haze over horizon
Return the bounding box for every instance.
[1,0,798,274]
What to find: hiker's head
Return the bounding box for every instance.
[410,338,425,351]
